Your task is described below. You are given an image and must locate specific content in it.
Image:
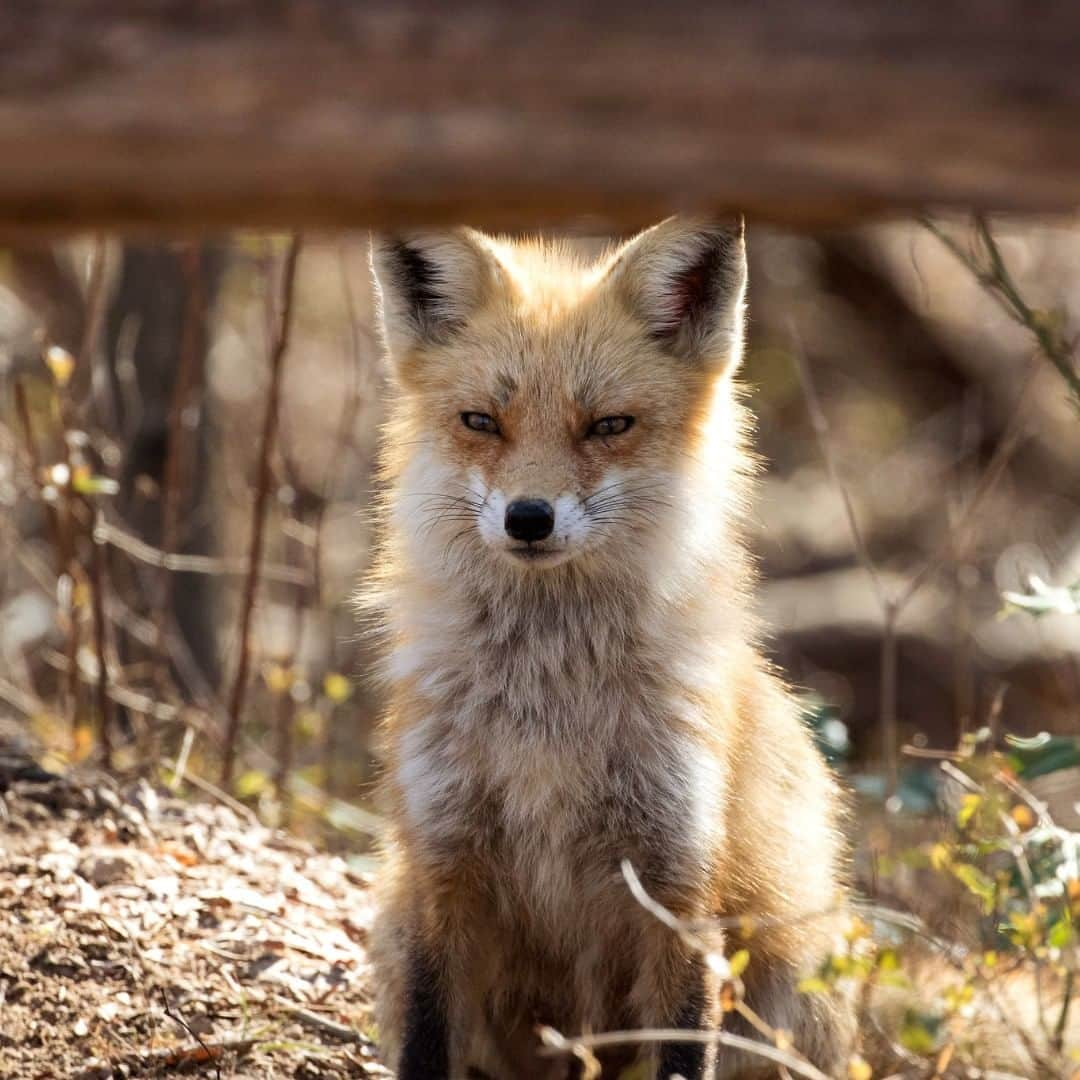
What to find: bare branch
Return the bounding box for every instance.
[85,505,113,767]
[789,322,887,610]
[922,216,1080,410]
[223,236,302,786]
[538,1025,832,1080]
[95,519,312,586]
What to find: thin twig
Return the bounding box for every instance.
[42,647,182,723]
[858,902,1061,1075]
[789,321,887,609]
[222,236,302,786]
[79,236,110,418]
[995,768,1053,829]
[277,1001,374,1045]
[790,325,900,791]
[16,364,80,737]
[12,378,42,475]
[904,755,1069,1074]
[12,377,62,559]
[879,608,899,796]
[620,860,831,1078]
[95,518,312,585]
[77,238,109,374]
[922,216,1080,410]
[85,505,113,768]
[156,244,207,647]
[0,673,47,717]
[539,1025,832,1080]
[1053,971,1074,1053]
[792,325,1037,793]
[273,676,295,824]
[170,725,196,793]
[161,756,259,826]
[952,388,982,741]
[61,238,111,750]
[315,244,371,601]
[893,364,1036,613]
[622,859,701,944]
[268,245,370,819]
[159,987,222,1080]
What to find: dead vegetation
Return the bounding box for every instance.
[0,733,383,1080]
[1,217,1079,1077]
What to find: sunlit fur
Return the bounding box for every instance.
[363,219,854,1078]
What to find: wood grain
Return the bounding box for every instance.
[0,2,1078,230]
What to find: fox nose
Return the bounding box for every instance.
[505,499,555,543]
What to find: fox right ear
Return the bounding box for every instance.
[370,229,502,361]
[602,217,747,371]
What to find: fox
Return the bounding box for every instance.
[363,218,854,1079]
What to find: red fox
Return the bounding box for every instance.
[364,219,853,1078]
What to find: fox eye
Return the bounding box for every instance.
[461,411,500,434]
[588,415,635,438]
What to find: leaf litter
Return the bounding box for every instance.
[0,750,387,1079]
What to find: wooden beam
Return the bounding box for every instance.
[1,3,1078,231]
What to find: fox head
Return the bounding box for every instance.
[370,218,749,581]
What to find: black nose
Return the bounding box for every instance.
[505,499,555,543]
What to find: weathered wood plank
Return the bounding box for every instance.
[0,2,1078,229]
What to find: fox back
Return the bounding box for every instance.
[365,219,853,1079]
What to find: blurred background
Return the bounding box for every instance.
[1,219,1078,847]
[1,5,1077,1074]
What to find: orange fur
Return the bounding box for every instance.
[363,219,854,1078]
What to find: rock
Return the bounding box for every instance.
[77,849,139,887]
[29,947,89,980]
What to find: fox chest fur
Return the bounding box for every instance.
[387,574,729,947]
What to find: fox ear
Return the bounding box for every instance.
[603,218,747,369]
[370,228,502,360]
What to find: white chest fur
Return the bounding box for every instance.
[391,581,727,936]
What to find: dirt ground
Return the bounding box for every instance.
[0,751,387,1080]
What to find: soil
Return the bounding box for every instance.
[0,752,387,1080]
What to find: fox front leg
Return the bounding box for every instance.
[399,940,451,1079]
[656,956,710,1080]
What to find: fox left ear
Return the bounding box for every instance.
[603,217,747,370]
[369,228,503,364]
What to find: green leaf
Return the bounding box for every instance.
[71,471,119,496]
[957,793,982,829]
[877,948,900,972]
[1047,917,1074,950]
[952,862,996,914]
[323,672,353,704]
[235,769,269,799]
[728,949,750,979]
[797,977,830,995]
[1006,733,1080,780]
[800,695,851,764]
[899,1011,942,1055]
[1003,576,1080,617]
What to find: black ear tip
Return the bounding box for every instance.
[696,222,746,275]
[709,217,744,246]
[370,233,413,278]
